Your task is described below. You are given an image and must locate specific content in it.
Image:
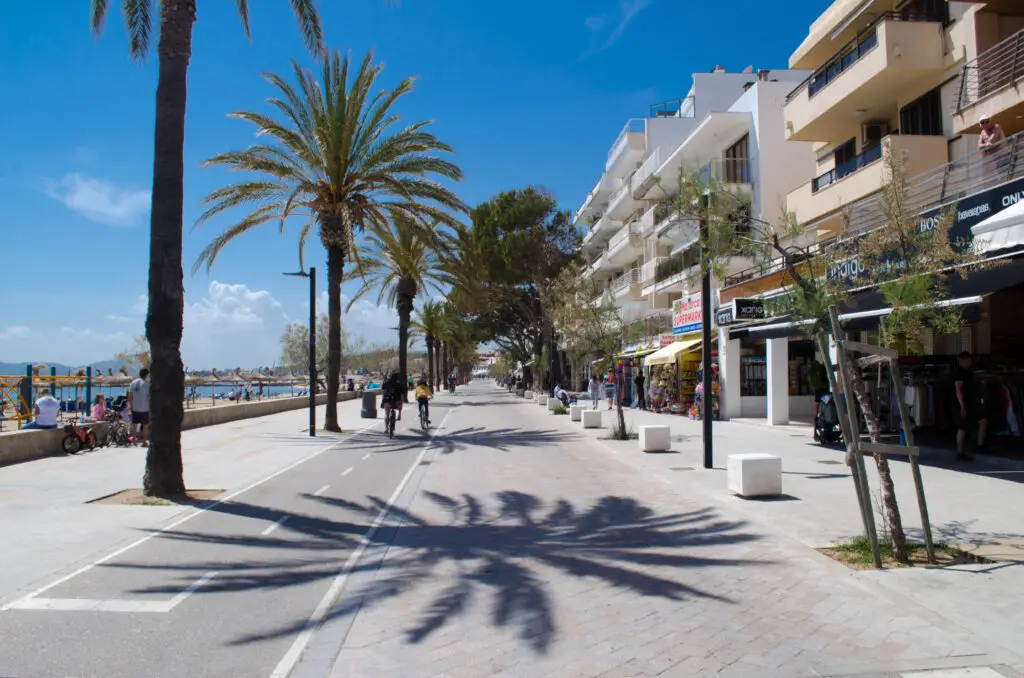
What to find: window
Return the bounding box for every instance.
[834,138,857,169]
[900,88,943,136]
[723,135,750,183]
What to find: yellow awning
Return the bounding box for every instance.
[644,338,701,366]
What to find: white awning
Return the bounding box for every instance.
[645,338,701,366]
[972,199,1024,251]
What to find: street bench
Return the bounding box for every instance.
[727,453,782,497]
[638,425,671,453]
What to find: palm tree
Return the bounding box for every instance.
[193,51,465,431]
[344,216,450,399]
[90,0,324,497]
[412,300,449,391]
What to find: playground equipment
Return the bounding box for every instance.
[0,378,30,430]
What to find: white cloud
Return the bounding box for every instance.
[582,0,651,57]
[44,173,151,226]
[106,315,132,323]
[0,325,31,341]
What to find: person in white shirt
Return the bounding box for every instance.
[128,368,151,446]
[23,389,60,430]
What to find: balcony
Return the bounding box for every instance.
[649,96,695,119]
[611,268,644,300]
[607,220,642,264]
[622,308,673,342]
[630,148,663,199]
[954,28,1024,136]
[786,134,948,228]
[606,179,639,221]
[785,14,945,142]
[607,119,646,176]
[699,157,755,191]
[574,174,620,224]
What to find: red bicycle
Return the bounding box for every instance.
[62,418,98,454]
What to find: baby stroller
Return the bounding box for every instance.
[813,394,843,445]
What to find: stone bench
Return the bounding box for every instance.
[569,404,586,422]
[727,453,782,498]
[581,410,602,429]
[638,425,671,453]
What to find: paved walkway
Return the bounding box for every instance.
[301,386,1023,677]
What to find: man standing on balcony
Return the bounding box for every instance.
[979,114,1006,157]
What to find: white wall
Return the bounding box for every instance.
[751,81,815,229]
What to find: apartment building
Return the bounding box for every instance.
[717,0,1024,429]
[577,67,815,344]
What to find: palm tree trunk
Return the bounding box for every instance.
[426,335,435,392]
[324,246,344,432]
[441,341,449,389]
[397,291,414,403]
[142,0,195,498]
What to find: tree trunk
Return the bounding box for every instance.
[441,341,449,388]
[397,289,414,403]
[426,335,435,392]
[848,366,909,562]
[142,0,195,498]
[324,247,344,432]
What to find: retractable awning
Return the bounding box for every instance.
[972,200,1024,252]
[645,338,701,366]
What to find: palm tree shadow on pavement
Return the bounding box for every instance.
[111,491,764,654]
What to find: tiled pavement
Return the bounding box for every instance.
[303,387,1020,678]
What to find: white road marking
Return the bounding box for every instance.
[271,407,455,678]
[361,454,370,460]
[261,516,290,536]
[340,467,352,477]
[2,420,382,612]
[313,485,330,497]
[10,571,217,613]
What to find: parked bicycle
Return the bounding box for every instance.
[62,418,98,455]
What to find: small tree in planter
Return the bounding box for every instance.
[547,263,628,436]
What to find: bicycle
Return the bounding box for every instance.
[104,411,133,446]
[384,404,397,439]
[418,400,429,430]
[62,418,98,455]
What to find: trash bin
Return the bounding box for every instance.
[361,390,377,419]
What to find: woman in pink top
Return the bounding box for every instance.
[91,394,106,422]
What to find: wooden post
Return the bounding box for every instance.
[889,359,936,563]
[828,307,883,569]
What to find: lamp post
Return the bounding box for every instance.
[699,191,714,470]
[284,268,316,437]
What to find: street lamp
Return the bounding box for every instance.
[283,267,316,437]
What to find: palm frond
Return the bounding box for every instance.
[288,0,325,59]
[234,0,252,40]
[90,0,110,36]
[193,204,282,274]
[122,0,152,59]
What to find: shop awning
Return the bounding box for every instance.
[973,200,1024,252]
[729,254,1024,340]
[645,338,701,366]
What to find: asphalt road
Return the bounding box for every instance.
[0,392,462,678]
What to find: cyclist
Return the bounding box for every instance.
[447,373,456,394]
[414,377,433,425]
[380,372,404,426]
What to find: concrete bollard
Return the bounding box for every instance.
[638,425,671,453]
[727,454,782,497]
[547,397,560,411]
[581,410,602,429]
[569,404,586,422]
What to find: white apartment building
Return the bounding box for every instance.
[575,67,816,370]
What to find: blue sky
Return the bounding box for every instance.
[0,0,822,368]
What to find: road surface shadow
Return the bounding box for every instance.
[113,493,762,654]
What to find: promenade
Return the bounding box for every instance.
[0,383,1020,677]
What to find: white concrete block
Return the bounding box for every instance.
[569,404,586,422]
[538,396,548,407]
[727,453,782,497]
[638,425,671,453]
[581,410,603,429]
[547,397,560,411]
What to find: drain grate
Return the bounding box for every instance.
[670,466,695,471]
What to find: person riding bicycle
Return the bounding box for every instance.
[380,372,404,423]
[447,373,456,393]
[414,377,433,425]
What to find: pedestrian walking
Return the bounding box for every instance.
[634,370,646,410]
[588,375,601,409]
[604,373,616,410]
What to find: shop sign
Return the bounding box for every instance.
[659,334,676,347]
[829,175,1024,282]
[717,298,766,325]
[673,293,711,335]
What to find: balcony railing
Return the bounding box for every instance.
[631,148,663,197]
[641,257,668,283]
[811,143,883,193]
[700,157,754,185]
[649,96,695,119]
[611,268,642,293]
[786,10,947,103]
[622,308,673,340]
[607,220,640,253]
[723,129,1024,287]
[608,119,646,164]
[956,28,1024,113]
